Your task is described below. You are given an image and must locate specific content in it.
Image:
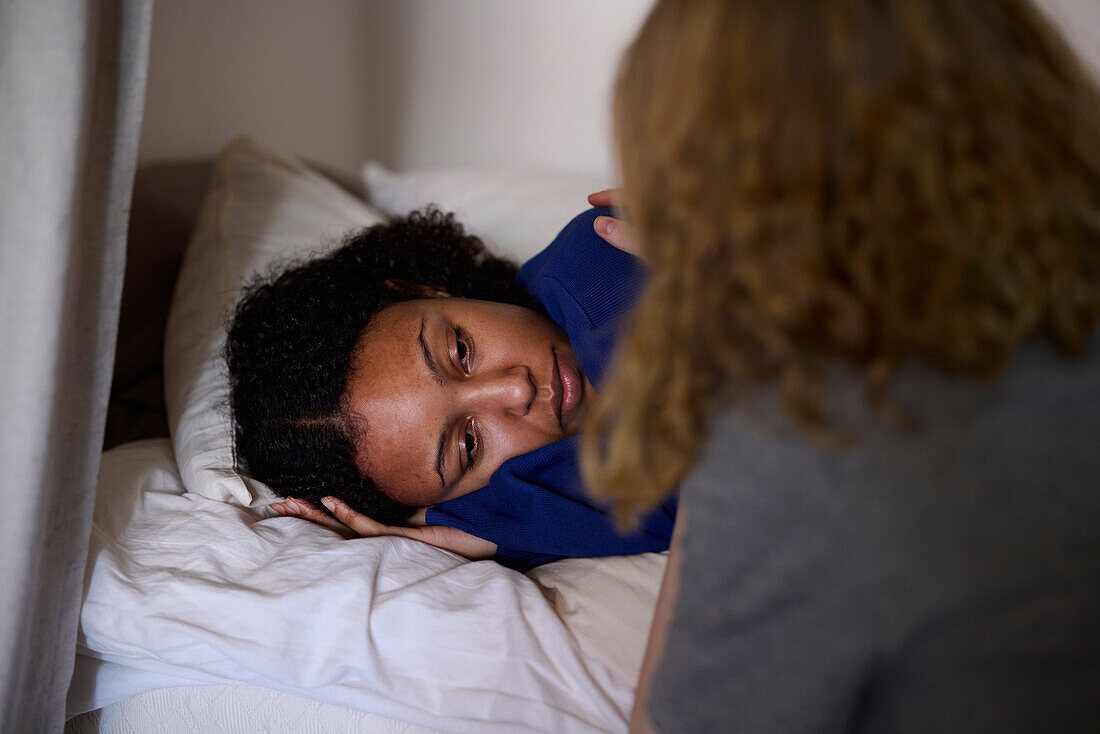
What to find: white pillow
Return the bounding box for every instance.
[363,161,609,264]
[528,552,667,686]
[164,135,386,506]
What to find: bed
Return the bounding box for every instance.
[66,136,666,733]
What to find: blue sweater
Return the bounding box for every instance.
[425,208,679,570]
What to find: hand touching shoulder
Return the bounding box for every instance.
[587,188,643,260]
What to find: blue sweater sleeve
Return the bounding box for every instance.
[428,438,678,570]
[426,208,675,571]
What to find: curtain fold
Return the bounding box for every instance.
[0,0,151,731]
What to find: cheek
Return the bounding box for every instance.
[525,315,568,345]
[359,441,425,504]
[488,308,564,347]
[481,416,559,473]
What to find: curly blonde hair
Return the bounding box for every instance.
[583,0,1100,523]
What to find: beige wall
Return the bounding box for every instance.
[139,0,653,179]
[139,0,1100,180]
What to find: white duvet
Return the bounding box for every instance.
[69,439,663,733]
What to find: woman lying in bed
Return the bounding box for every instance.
[227,205,676,570]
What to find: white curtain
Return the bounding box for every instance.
[0,0,151,730]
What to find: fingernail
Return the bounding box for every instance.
[596,216,615,235]
[321,497,336,512]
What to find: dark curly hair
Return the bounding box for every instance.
[226,209,542,524]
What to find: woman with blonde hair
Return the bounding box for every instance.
[586,0,1100,730]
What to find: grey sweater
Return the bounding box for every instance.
[648,336,1100,733]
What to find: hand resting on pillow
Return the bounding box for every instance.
[272,496,497,560]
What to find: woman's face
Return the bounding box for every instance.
[343,297,594,507]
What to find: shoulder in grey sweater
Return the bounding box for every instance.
[649,335,1100,733]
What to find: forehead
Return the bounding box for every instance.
[354,299,423,368]
[344,300,438,504]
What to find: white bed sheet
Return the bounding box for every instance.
[67,682,442,734]
[69,439,655,733]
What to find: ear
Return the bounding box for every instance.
[384,278,451,298]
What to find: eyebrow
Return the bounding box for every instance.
[418,317,448,491]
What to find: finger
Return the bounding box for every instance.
[272,499,307,518]
[593,216,642,258]
[321,496,393,538]
[283,497,355,538]
[587,188,620,208]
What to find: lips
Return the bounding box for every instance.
[552,348,583,430]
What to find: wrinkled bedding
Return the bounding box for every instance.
[70,439,664,733]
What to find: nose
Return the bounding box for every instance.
[459,365,535,417]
